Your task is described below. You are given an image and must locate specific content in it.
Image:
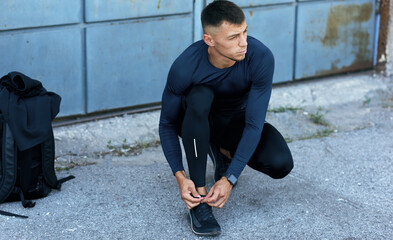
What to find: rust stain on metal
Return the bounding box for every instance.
[309,2,375,77]
[157,0,161,9]
[314,29,372,78]
[314,59,373,77]
[322,3,373,47]
[352,31,371,63]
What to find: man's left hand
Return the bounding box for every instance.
[204,177,233,208]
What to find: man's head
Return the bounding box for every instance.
[201,1,248,68]
[201,0,245,32]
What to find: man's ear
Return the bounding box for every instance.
[203,33,215,47]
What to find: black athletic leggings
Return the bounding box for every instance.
[180,85,293,187]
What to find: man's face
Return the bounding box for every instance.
[206,20,248,62]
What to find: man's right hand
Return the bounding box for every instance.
[175,171,203,209]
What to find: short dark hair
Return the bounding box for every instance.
[201,0,245,32]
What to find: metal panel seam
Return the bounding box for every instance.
[293,2,299,81]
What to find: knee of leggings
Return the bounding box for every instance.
[185,86,214,118]
[269,155,294,179]
[186,100,211,120]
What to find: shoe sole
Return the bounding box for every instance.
[188,212,221,236]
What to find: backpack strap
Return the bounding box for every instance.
[56,175,75,190]
[13,187,35,208]
[0,121,18,203]
[0,209,28,219]
[0,121,29,219]
[40,132,58,188]
[0,186,34,219]
[18,147,33,194]
[41,131,75,190]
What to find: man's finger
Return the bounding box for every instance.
[190,188,201,199]
[210,192,224,204]
[183,193,203,203]
[186,201,201,209]
[205,190,219,203]
[205,186,215,199]
[217,200,227,208]
[209,195,226,208]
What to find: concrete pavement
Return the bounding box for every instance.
[0,72,392,239]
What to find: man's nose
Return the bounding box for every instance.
[239,34,248,47]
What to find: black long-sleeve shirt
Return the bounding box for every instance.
[159,36,274,179]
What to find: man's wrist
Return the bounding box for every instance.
[175,170,187,181]
[223,172,237,186]
[221,176,231,184]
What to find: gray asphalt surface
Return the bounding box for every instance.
[1,72,392,239]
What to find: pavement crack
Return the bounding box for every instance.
[322,140,335,157]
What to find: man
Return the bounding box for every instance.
[159,0,293,236]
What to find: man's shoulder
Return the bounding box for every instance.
[247,36,273,59]
[167,41,206,92]
[245,36,274,83]
[173,40,206,66]
[246,36,274,71]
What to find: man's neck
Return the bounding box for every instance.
[208,47,236,69]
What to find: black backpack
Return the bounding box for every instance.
[0,72,75,218]
[0,113,74,218]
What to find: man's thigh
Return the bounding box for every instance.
[209,110,245,156]
[177,85,214,137]
[247,122,293,178]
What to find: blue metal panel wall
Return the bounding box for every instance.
[0,0,378,117]
[296,0,376,79]
[0,0,84,117]
[84,0,193,113]
[0,29,84,116]
[85,0,192,22]
[206,0,293,6]
[0,0,82,30]
[244,5,295,83]
[0,0,193,116]
[86,16,192,112]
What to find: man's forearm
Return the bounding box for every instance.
[175,170,187,184]
[175,170,186,178]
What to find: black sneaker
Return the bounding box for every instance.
[189,203,221,236]
[209,143,230,182]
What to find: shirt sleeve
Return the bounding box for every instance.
[159,65,191,175]
[225,47,274,179]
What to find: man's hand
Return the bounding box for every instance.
[175,171,203,209]
[204,176,233,208]
[220,148,232,159]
